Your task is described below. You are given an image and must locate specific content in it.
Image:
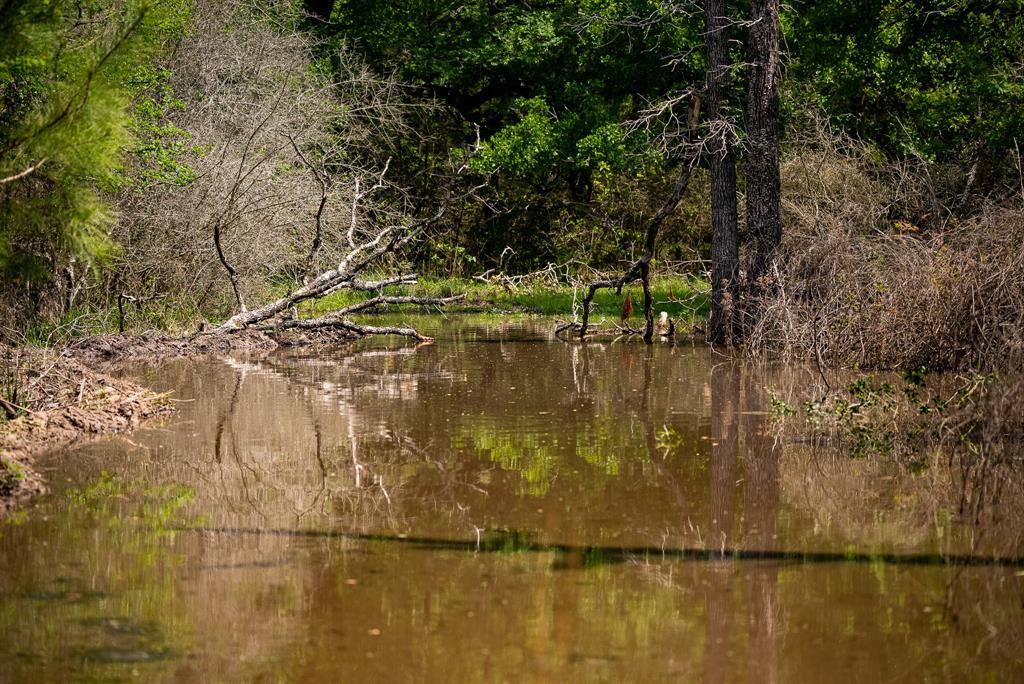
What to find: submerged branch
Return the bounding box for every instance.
[257,316,434,342]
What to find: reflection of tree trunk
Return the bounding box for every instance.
[571,343,592,401]
[702,562,733,684]
[214,369,244,464]
[525,576,557,684]
[642,348,659,463]
[551,563,578,683]
[704,361,740,684]
[742,378,780,684]
[709,362,740,552]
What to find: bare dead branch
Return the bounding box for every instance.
[286,135,329,279]
[0,158,48,185]
[213,219,247,313]
[257,315,437,342]
[348,157,391,249]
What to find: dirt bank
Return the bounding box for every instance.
[0,350,174,515]
[69,329,280,362]
[1,324,410,514]
[67,328,358,363]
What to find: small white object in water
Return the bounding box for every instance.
[656,311,671,337]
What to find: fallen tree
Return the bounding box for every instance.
[198,167,479,342]
[204,203,462,340]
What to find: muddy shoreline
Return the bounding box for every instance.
[0,360,173,515]
[0,328,368,515]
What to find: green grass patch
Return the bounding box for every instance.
[20,298,213,345]
[17,276,709,344]
[308,275,710,326]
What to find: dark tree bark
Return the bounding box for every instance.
[745,0,783,300]
[303,0,335,22]
[705,0,740,346]
[213,219,246,314]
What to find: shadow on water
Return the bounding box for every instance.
[177,524,1024,568]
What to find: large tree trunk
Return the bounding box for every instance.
[705,0,740,346]
[745,0,783,300]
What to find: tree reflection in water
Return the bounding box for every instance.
[1,318,1022,683]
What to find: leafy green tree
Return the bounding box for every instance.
[0,0,190,297]
[326,0,705,270]
[790,0,1024,164]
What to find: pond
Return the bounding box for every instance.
[1,317,1022,682]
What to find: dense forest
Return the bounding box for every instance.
[1,0,1020,365]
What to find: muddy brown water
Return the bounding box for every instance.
[1,317,1022,683]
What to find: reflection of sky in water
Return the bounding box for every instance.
[0,317,1022,683]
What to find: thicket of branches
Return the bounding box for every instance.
[0,0,467,342]
[747,113,1024,372]
[112,0,421,321]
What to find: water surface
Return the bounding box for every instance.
[1,317,1022,682]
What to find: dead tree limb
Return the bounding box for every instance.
[206,206,446,334]
[343,274,418,292]
[257,316,435,342]
[348,158,391,249]
[201,125,483,340]
[253,294,466,335]
[213,218,247,313]
[287,135,329,280]
[260,294,465,330]
[578,95,702,342]
[0,157,47,185]
[328,293,465,317]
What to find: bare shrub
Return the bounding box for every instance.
[112,0,417,322]
[747,112,1024,372]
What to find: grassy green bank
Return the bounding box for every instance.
[16,276,710,344]
[309,276,710,327]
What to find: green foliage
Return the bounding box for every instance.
[790,0,1024,161]
[0,0,193,287]
[307,275,709,321]
[769,394,796,421]
[326,0,703,271]
[324,0,1023,275]
[68,470,197,532]
[787,371,1000,460]
[0,460,26,496]
[125,66,198,188]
